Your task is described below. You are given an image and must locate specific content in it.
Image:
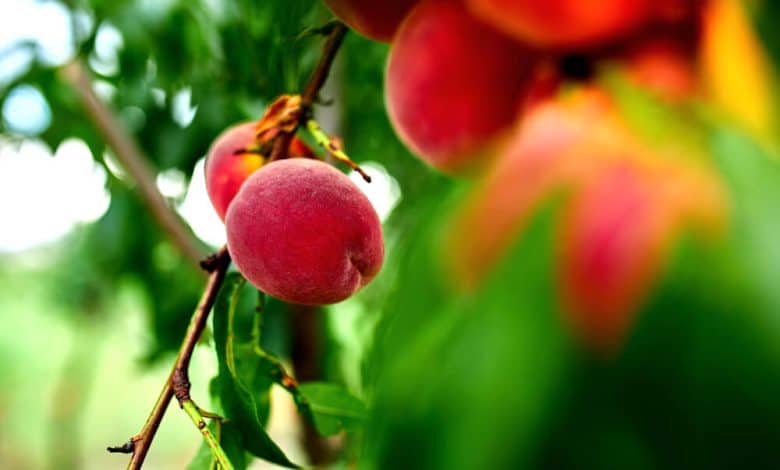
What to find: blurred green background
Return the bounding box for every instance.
[1,0,780,469]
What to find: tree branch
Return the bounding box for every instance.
[181,400,233,470]
[105,20,349,470]
[301,23,348,108]
[59,59,206,266]
[119,247,231,469]
[61,57,231,466]
[269,22,348,162]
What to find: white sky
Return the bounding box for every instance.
[0,0,400,256]
[0,137,109,251]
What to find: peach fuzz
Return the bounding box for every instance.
[226,158,384,305]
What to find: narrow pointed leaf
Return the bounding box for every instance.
[213,273,299,468]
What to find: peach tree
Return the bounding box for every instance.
[3,0,780,469]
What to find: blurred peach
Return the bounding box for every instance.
[445,87,727,351]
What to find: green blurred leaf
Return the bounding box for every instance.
[220,421,249,469]
[538,128,780,469]
[298,382,366,436]
[365,191,571,469]
[712,129,780,316]
[213,273,298,468]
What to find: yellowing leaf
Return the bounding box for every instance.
[701,0,775,139]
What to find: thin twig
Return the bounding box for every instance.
[106,20,349,470]
[301,23,347,108]
[269,22,348,162]
[181,400,234,470]
[106,441,135,454]
[59,59,206,266]
[122,248,231,469]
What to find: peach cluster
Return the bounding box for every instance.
[322,0,771,349]
[325,0,712,172]
[205,122,315,220]
[205,120,384,306]
[325,0,771,172]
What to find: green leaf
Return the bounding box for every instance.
[213,273,299,468]
[712,129,780,316]
[364,195,571,470]
[220,421,250,470]
[298,382,367,436]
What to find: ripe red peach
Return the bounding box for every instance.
[558,158,726,351]
[557,164,673,350]
[445,88,620,289]
[225,158,384,305]
[465,0,652,49]
[205,122,313,220]
[652,0,703,25]
[385,0,533,173]
[321,0,419,42]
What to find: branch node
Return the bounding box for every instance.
[281,372,299,390]
[172,366,192,404]
[267,23,347,163]
[106,440,135,454]
[314,96,334,106]
[200,248,230,273]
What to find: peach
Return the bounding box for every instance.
[385,0,533,173]
[445,88,726,350]
[205,122,313,220]
[225,158,384,305]
[465,0,652,49]
[321,0,418,42]
[557,163,678,350]
[558,157,726,351]
[652,0,703,26]
[445,88,622,289]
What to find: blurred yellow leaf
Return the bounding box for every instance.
[701,0,775,139]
